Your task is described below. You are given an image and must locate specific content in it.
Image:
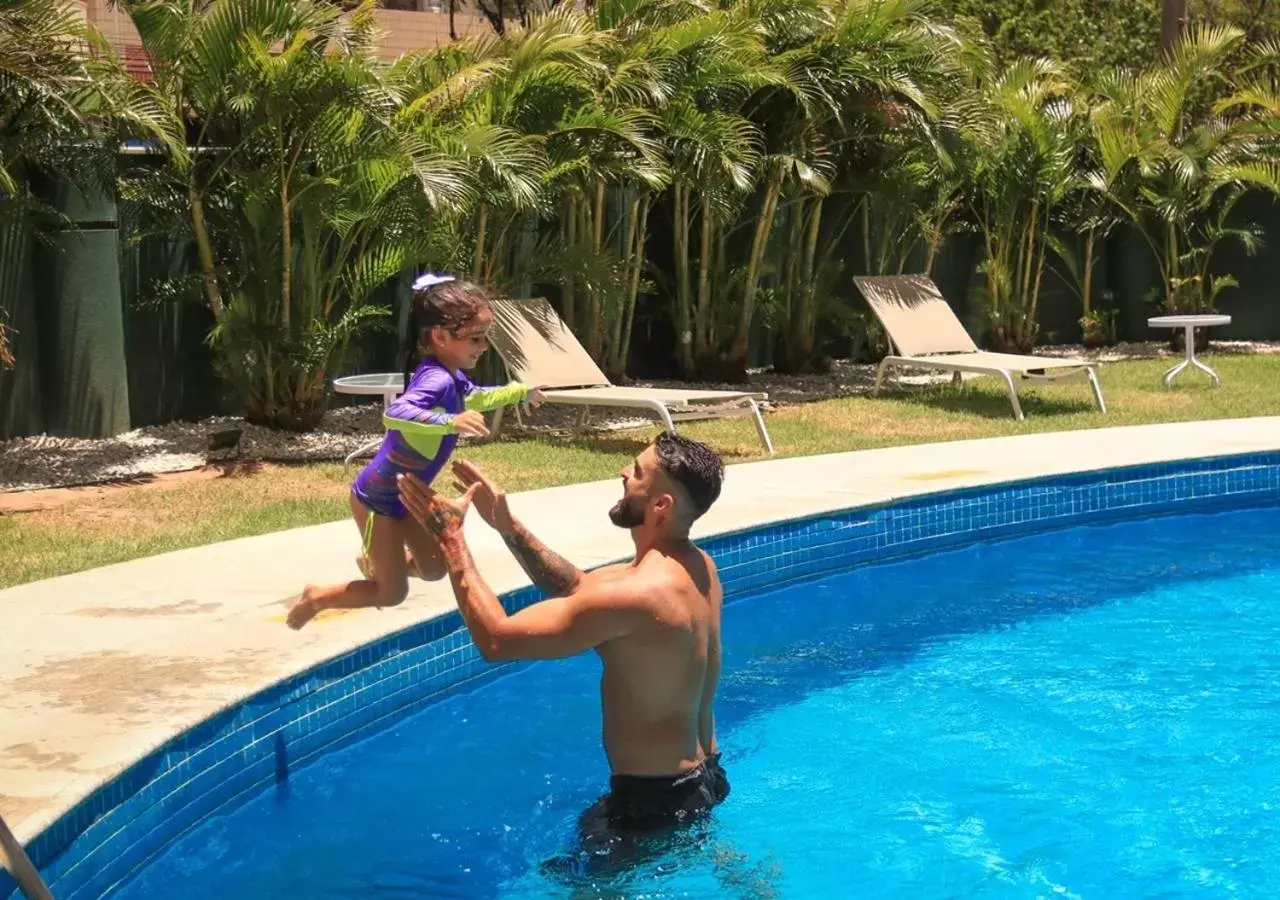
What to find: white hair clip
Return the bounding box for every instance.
[412,272,456,291]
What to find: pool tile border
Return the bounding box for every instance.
[4,450,1279,899]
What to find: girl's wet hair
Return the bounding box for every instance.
[403,278,492,385]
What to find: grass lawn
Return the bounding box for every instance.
[3,353,1278,589]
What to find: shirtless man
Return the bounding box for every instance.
[396,431,729,872]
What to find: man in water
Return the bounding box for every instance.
[396,431,730,873]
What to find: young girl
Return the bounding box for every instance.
[287,275,539,630]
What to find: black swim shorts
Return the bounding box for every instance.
[549,753,731,878]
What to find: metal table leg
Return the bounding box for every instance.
[344,389,400,470]
[1163,325,1220,389]
[344,437,381,470]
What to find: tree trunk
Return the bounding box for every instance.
[562,203,576,329]
[1162,0,1187,49]
[1028,220,1048,351]
[775,202,803,372]
[280,163,291,330]
[586,179,606,357]
[729,172,782,367]
[476,0,505,35]
[776,204,800,368]
[862,200,872,273]
[797,196,823,365]
[924,223,942,277]
[1165,222,1179,310]
[609,194,639,376]
[614,195,649,379]
[484,215,512,285]
[188,183,224,320]
[472,203,488,283]
[1018,202,1039,349]
[672,183,695,377]
[610,194,648,379]
[1082,228,1096,316]
[695,196,712,358]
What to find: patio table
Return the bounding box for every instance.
[1146,314,1232,389]
[332,373,405,467]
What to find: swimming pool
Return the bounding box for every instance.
[7,451,1279,900]
[109,499,1280,898]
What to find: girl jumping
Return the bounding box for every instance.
[287,275,539,629]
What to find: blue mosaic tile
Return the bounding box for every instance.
[5,451,1279,900]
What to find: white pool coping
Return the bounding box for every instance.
[3,417,1279,846]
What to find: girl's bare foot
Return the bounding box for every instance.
[286,588,321,630]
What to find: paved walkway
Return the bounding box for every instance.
[3,418,1279,845]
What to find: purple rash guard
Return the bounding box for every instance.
[350,359,525,519]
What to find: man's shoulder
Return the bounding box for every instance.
[581,562,631,583]
[578,562,668,606]
[583,563,650,589]
[582,549,714,593]
[694,543,719,574]
[638,550,715,596]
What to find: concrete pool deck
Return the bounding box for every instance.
[3,417,1280,849]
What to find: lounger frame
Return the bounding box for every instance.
[486,298,775,454]
[854,275,1107,421]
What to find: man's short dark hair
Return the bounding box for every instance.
[654,432,724,520]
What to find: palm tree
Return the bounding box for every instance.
[120,0,489,429]
[766,0,973,371]
[403,5,667,380]
[505,6,665,374]
[1090,25,1280,316]
[648,0,774,377]
[956,57,1080,352]
[1048,73,1145,346]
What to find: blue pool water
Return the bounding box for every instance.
[116,502,1280,899]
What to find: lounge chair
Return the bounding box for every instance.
[485,297,775,454]
[852,274,1106,421]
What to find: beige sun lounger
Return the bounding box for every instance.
[853,274,1106,421]
[486,298,775,454]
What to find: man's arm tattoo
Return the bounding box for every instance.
[423,503,464,537]
[502,520,582,597]
[437,529,508,657]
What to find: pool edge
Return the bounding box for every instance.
[5,438,1280,899]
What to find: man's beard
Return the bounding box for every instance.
[608,495,645,529]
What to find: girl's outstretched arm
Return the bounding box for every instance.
[461,376,530,412]
[387,367,458,428]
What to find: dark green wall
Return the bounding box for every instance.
[2,178,1279,441]
[33,176,133,438]
[0,175,132,440]
[0,217,44,439]
[833,198,1280,352]
[118,227,222,427]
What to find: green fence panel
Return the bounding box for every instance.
[1205,193,1280,341]
[0,211,45,440]
[119,227,222,428]
[33,177,132,438]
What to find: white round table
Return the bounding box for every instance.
[333,374,406,466]
[332,373,406,409]
[1147,314,1232,389]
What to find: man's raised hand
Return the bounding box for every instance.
[398,473,478,537]
[451,459,512,532]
